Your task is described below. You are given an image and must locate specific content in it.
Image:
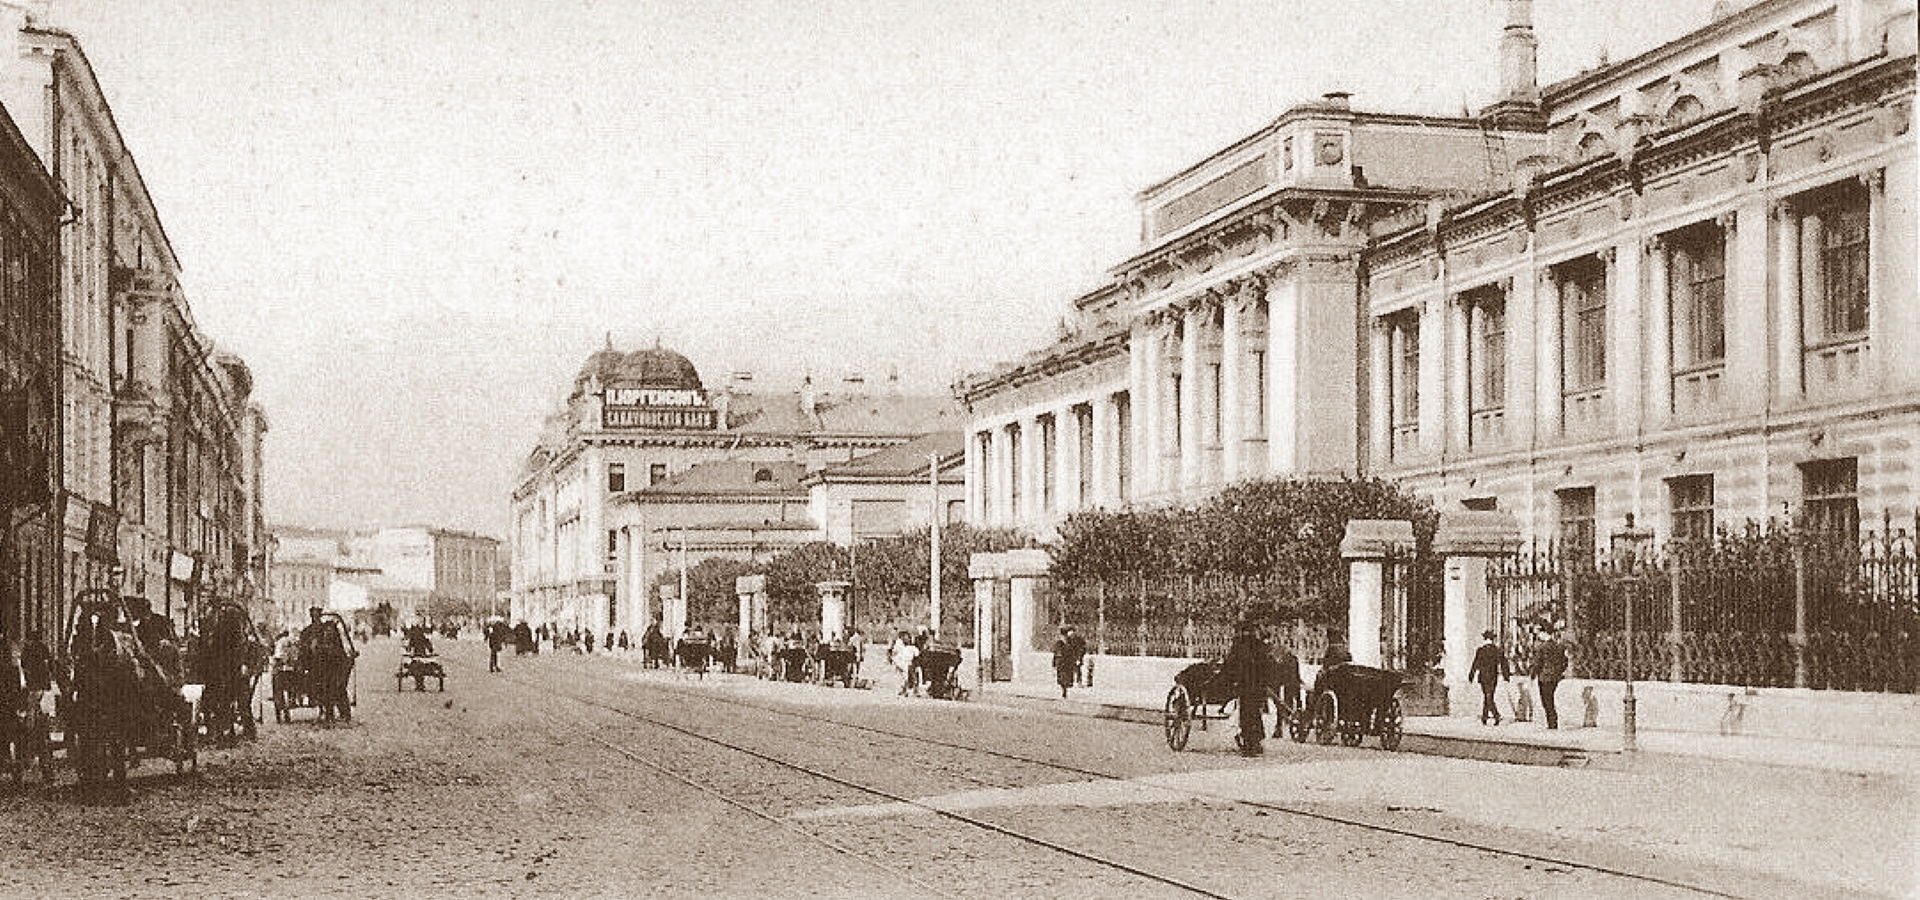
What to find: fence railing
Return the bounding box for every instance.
[1488,523,1920,693]
[1052,573,1340,661]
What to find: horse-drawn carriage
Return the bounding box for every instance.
[271,611,358,723]
[814,643,862,688]
[190,601,268,741]
[396,626,446,692]
[1163,660,1267,752]
[1294,663,1405,750]
[770,639,812,683]
[60,589,199,791]
[915,643,967,700]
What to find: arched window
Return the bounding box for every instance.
[1577,132,1610,161]
[1665,95,1705,128]
[752,467,774,483]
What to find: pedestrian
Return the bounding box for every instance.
[1051,626,1085,698]
[1530,628,1570,729]
[890,630,919,696]
[1268,637,1302,736]
[485,620,506,672]
[1468,629,1511,725]
[1222,618,1277,757]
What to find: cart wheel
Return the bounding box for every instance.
[1164,685,1193,751]
[1379,697,1404,751]
[1286,702,1311,743]
[1312,693,1338,745]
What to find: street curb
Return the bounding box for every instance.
[975,690,1606,768]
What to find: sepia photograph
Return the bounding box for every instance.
[0,0,1913,897]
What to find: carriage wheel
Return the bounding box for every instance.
[1286,700,1311,743]
[1340,724,1364,747]
[1164,685,1194,751]
[1379,697,1405,751]
[1312,693,1338,745]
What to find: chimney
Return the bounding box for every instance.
[1499,0,1539,102]
[1480,0,1546,130]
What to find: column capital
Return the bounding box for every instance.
[1859,167,1886,193]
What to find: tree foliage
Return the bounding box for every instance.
[651,555,758,629]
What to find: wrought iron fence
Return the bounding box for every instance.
[1053,570,1357,663]
[1487,519,1920,693]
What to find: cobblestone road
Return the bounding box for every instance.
[0,638,1907,900]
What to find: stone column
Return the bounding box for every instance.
[970,554,1003,683]
[1339,520,1415,668]
[1368,319,1392,465]
[1535,270,1563,437]
[1418,295,1446,457]
[1434,512,1522,718]
[1645,234,1673,420]
[1448,294,1472,454]
[1266,277,1299,474]
[1221,294,1246,481]
[1090,394,1115,507]
[1179,306,1203,493]
[1130,322,1161,499]
[1058,404,1081,514]
[1776,200,1804,397]
[1005,548,1052,683]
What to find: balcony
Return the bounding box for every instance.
[1805,338,1869,401]
[1671,364,1724,422]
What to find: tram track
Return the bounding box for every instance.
[497,667,1245,900]
[513,659,1770,900]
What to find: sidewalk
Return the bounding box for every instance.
[972,677,1920,779]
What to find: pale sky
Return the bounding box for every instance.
[41,0,1721,537]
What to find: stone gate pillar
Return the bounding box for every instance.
[1341,520,1415,667]
[735,574,766,668]
[1434,511,1521,717]
[1004,549,1052,681]
[816,580,850,640]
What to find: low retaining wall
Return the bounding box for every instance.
[1014,651,1920,748]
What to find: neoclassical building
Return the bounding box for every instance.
[1365,0,1916,549]
[960,0,1552,535]
[961,0,1915,559]
[510,343,960,638]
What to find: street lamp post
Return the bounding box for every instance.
[1610,514,1652,753]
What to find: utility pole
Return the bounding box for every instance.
[928,452,941,638]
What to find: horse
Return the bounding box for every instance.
[63,599,139,795]
[193,603,263,741]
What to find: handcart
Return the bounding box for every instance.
[815,644,861,688]
[396,628,446,692]
[1163,660,1259,752]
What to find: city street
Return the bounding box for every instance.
[0,638,1908,900]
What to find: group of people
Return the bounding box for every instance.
[1469,626,1571,729]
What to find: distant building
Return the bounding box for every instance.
[803,431,965,544]
[510,342,962,638]
[267,525,500,631]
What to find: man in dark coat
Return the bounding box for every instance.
[485,620,507,672]
[299,607,355,723]
[1221,619,1277,756]
[1529,630,1570,729]
[1051,626,1086,698]
[1468,629,1511,725]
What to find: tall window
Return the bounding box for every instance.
[1251,350,1267,436]
[1806,180,1871,344]
[1073,403,1093,508]
[1560,256,1608,393]
[1801,458,1858,539]
[1669,223,1727,370]
[607,462,625,493]
[1389,311,1419,428]
[1466,286,1506,413]
[975,431,994,523]
[1114,392,1132,501]
[1006,422,1023,518]
[1557,487,1596,561]
[649,463,667,485]
[1170,373,1183,448]
[1667,475,1715,545]
[1038,413,1057,514]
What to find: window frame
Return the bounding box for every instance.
[1667,222,1727,372]
[1559,256,1608,394]
[1667,474,1715,546]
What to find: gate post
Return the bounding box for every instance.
[1340,520,1415,668]
[1434,512,1521,718]
[969,553,1004,684]
[1004,549,1052,682]
[735,574,766,670]
[815,580,849,640]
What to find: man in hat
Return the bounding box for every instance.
[1221,617,1278,756]
[1468,629,1511,725]
[1529,629,1570,729]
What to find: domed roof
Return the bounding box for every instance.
[576,343,704,392]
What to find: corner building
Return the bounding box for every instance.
[510,344,958,638]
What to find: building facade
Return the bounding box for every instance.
[960,1,1549,536]
[1365,0,1917,550]
[0,91,63,643]
[0,9,269,633]
[510,343,961,638]
[268,526,500,631]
